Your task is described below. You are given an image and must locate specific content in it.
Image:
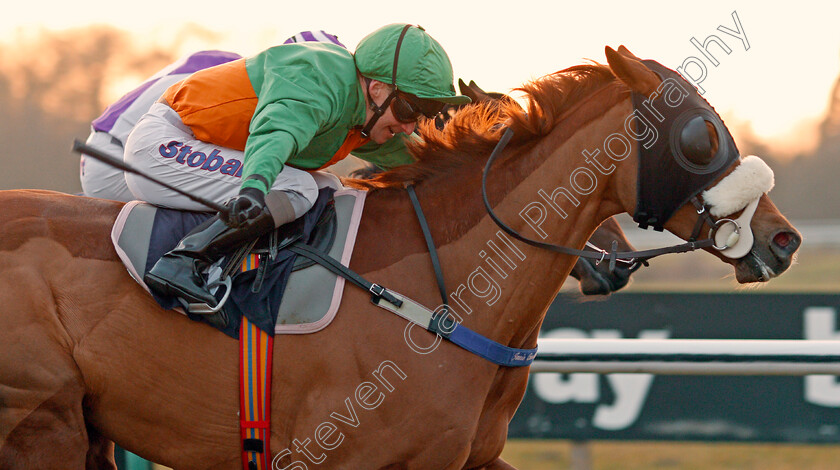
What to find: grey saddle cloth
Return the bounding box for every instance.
[112,188,366,337]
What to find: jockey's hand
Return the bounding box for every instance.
[222,187,266,227]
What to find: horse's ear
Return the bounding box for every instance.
[616,45,643,61]
[468,81,488,95]
[605,46,661,96]
[459,79,493,103]
[458,78,469,95]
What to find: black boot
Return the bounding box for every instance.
[144,210,276,310]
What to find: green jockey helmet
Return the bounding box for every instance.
[355,24,471,105]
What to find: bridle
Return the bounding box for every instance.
[480,127,732,270]
[478,62,766,268]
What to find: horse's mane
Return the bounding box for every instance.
[344,64,618,190]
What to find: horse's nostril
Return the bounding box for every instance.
[773,231,792,248]
[770,230,800,258]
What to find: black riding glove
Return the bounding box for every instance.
[222,187,266,228]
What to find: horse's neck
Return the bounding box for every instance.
[353,92,632,350]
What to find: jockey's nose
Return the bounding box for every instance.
[401,121,416,135]
[769,229,801,263]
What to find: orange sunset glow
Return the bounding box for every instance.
[1,2,838,218]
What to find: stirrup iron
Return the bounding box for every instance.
[186,276,233,314]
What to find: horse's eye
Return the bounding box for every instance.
[679,116,718,166]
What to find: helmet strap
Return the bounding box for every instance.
[360,79,398,138]
[359,24,414,138]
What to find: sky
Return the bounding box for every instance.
[2,1,838,157]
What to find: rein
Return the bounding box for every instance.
[406,185,449,309]
[481,127,722,267]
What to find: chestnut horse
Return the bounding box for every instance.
[0,46,800,469]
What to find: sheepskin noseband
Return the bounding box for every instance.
[702,155,775,217]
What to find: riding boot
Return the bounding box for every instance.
[144,210,276,309]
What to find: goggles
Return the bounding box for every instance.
[391,92,446,123]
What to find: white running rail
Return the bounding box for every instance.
[531,339,840,375]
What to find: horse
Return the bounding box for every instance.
[0,46,800,469]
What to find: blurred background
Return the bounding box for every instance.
[2,2,839,224]
[2,1,838,469]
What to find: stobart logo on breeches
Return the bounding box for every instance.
[158,141,244,177]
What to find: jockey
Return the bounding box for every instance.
[134,23,470,310]
[80,31,348,201]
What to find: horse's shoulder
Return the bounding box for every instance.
[0,190,123,260]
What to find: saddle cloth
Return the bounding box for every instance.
[111,177,367,337]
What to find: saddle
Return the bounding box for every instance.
[249,199,338,273]
[111,186,368,337]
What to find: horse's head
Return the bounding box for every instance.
[605,46,801,282]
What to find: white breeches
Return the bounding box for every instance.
[123,102,318,216]
[80,131,135,202]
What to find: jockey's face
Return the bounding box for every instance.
[364,80,417,144]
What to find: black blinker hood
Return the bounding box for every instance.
[631,59,740,231]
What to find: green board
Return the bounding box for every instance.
[509,293,840,442]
